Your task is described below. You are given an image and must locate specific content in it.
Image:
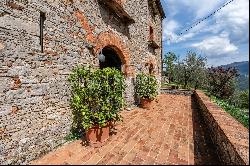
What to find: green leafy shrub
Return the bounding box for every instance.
[207,66,239,99]
[228,90,249,109]
[135,73,158,100]
[68,66,125,130]
[208,94,249,129]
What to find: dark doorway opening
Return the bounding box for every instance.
[99,47,122,71]
[149,63,154,75]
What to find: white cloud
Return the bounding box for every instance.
[162,19,179,43]
[191,0,249,66]
[162,0,249,66]
[163,0,249,43]
[191,34,242,66]
[163,0,223,18]
[162,0,225,44]
[213,0,249,44]
[185,0,249,44]
[163,19,179,35]
[162,19,196,44]
[191,34,238,57]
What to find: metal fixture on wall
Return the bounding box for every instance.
[98,49,105,62]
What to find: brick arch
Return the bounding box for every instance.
[93,31,132,76]
[114,0,126,5]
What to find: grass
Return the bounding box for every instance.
[161,82,193,90]
[162,82,179,87]
[206,93,249,129]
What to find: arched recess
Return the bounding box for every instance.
[93,31,133,76]
[145,55,158,75]
[99,46,122,71]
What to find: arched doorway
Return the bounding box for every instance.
[94,31,133,76]
[99,46,122,71]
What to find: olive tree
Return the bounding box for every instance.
[173,51,207,89]
[163,52,177,83]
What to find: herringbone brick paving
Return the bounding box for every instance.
[31,94,220,165]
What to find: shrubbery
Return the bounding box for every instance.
[228,90,249,109]
[68,66,125,131]
[135,73,158,100]
[209,95,249,129]
[207,67,239,99]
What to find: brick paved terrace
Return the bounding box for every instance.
[31,94,220,165]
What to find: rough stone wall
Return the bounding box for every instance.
[194,90,249,165]
[0,0,164,164]
[161,88,194,96]
[147,1,163,93]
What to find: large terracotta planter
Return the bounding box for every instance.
[86,122,112,147]
[140,98,153,109]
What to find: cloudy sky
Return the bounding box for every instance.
[160,0,249,66]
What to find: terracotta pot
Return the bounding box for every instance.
[86,122,112,147]
[140,98,153,109]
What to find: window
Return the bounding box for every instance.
[40,12,46,53]
[149,26,154,41]
[98,0,135,25]
[149,64,154,75]
[148,26,159,49]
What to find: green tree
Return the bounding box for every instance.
[185,51,207,89]
[163,52,177,83]
[173,51,207,89]
[228,90,249,109]
[207,66,239,99]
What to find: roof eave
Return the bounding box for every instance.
[155,0,166,19]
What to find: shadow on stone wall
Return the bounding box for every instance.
[148,45,155,55]
[191,96,221,165]
[97,3,131,38]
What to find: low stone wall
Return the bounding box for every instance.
[194,90,249,165]
[161,88,194,96]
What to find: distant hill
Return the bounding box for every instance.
[220,61,249,91]
[221,61,249,75]
[237,75,249,91]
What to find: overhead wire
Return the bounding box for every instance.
[163,0,235,42]
[178,0,235,36]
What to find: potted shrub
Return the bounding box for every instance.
[135,73,158,109]
[68,66,125,147]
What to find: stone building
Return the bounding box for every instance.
[0,0,165,164]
